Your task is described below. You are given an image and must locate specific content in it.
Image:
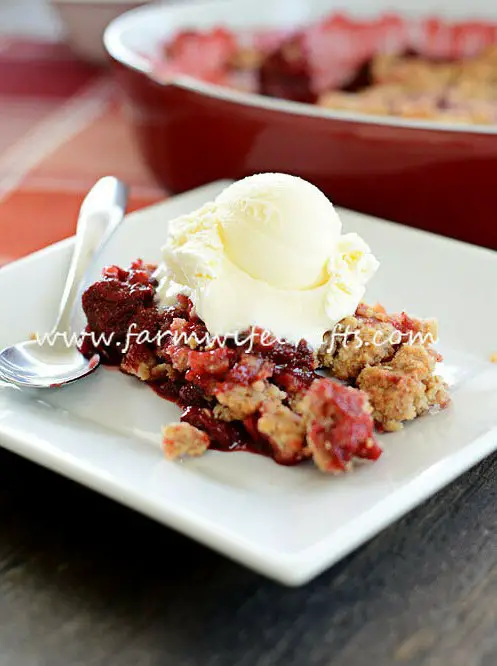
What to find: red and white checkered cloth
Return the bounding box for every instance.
[0,38,165,265]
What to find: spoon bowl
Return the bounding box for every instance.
[0,342,100,389]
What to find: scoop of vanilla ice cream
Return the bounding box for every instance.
[215,173,341,290]
[156,173,379,348]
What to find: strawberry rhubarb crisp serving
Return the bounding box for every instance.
[81,173,450,474]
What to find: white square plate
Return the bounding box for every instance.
[1,180,496,585]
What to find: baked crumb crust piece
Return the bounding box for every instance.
[319,303,450,432]
[162,422,210,459]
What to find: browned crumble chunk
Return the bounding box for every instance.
[257,400,307,464]
[319,303,447,431]
[149,362,176,381]
[318,49,497,124]
[357,345,449,431]
[162,422,210,459]
[297,378,380,473]
[167,345,190,372]
[213,381,285,421]
[229,46,264,70]
[319,303,438,382]
[390,343,437,378]
[320,314,398,381]
[120,346,157,381]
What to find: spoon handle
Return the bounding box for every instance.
[52,177,128,335]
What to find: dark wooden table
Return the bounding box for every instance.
[0,446,496,666]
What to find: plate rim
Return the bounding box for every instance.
[1,180,496,586]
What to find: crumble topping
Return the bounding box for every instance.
[214,382,286,421]
[162,422,210,459]
[321,314,398,381]
[81,262,450,473]
[257,400,307,464]
[319,303,447,431]
[297,379,381,473]
[357,347,449,432]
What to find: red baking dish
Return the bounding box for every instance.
[104,0,497,249]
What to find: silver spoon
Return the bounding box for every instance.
[0,176,128,389]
